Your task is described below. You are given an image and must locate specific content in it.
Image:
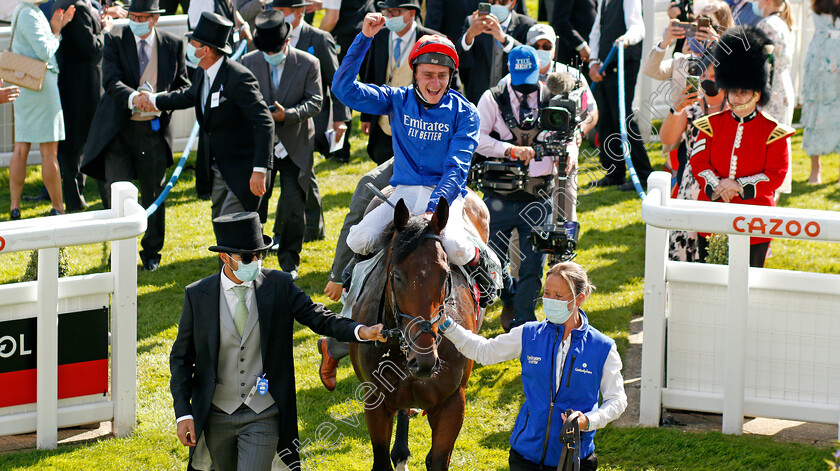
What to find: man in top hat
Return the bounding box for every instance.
[241,10,323,280]
[170,211,386,471]
[146,12,274,228]
[358,0,453,165]
[270,0,351,242]
[82,0,189,272]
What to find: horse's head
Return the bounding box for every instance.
[387,197,450,379]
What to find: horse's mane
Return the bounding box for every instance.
[381,216,437,264]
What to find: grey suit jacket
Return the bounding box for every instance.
[240,48,322,189]
[295,21,351,133]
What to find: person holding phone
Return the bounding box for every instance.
[437,261,627,470]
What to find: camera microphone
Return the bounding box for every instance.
[546,72,578,96]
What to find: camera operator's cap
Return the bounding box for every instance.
[527,23,556,46]
[253,10,291,53]
[508,45,540,86]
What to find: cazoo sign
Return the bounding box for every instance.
[732,216,821,238]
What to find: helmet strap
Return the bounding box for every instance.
[411,71,455,109]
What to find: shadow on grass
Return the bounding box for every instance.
[0,443,87,468]
[321,191,353,213]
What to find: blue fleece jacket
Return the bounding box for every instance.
[332,33,479,213]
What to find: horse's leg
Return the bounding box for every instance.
[365,403,398,471]
[424,388,466,471]
[390,409,411,471]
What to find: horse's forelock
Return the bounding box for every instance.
[386,216,440,265]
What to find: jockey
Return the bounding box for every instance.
[332,13,499,306]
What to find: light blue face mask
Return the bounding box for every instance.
[232,258,261,282]
[284,12,297,25]
[751,1,764,16]
[536,49,553,69]
[385,15,407,32]
[491,4,511,22]
[128,19,151,37]
[263,50,286,66]
[186,43,201,66]
[543,297,574,324]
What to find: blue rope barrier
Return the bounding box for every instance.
[616,44,646,199]
[146,40,249,217]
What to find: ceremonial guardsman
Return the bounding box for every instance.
[690,26,794,268]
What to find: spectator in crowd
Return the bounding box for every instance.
[318,0,376,163]
[425,0,479,42]
[54,0,113,213]
[724,0,762,25]
[359,0,446,165]
[8,0,75,220]
[82,0,190,272]
[456,0,536,105]
[801,0,840,184]
[661,59,727,262]
[667,0,694,56]
[437,261,627,471]
[270,0,351,241]
[170,211,385,471]
[150,12,274,231]
[691,26,793,268]
[755,0,795,199]
[242,11,323,280]
[588,0,652,191]
[544,0,597,67]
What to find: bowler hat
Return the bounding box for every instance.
[376,0,420,10]
[253,10,291,53]
[268,0,312,8]
[209,212,273,254]
[186,12,233,55]
[125,0,165,14]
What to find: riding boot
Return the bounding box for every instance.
[466,246,501,308]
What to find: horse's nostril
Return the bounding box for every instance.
[407,358,419,372]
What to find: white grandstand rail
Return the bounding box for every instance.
[0,182,145,448]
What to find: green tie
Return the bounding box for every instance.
[231,285,249,337]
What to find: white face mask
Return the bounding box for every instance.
[231,257,261,282]
[543,297,574,324]
[490,4,511,22]
[536,49,553,69]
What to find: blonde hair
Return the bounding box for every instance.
[546,262,596,301]
[771,0,795,29]
[700,0,736,28]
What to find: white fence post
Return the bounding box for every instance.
[722,234,750,435]
[36,247,59,449]
[640,173,670,426]
[110,182,138,438]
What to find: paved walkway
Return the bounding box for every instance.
[0,422,111,454]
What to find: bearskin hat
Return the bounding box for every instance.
[712,26,773,107]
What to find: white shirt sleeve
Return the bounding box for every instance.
[128,91,139,110]
[476,89,514,158]
[460,33,474,51]
[589,0,602,62]
[442,323,524,365]
[322,0,341,9]
[353,324,364,341]
[583,344,627,430]
[623,0,646,46]
[176,415,194,423]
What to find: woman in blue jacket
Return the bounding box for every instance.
[439,262,627,470]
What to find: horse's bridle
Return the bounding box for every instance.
[383,233,454,356]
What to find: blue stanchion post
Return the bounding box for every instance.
[616,44,646,199]
[146,40,250,217]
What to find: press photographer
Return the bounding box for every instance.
[473,44,595,331]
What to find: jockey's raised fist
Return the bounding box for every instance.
[362,13,386,38]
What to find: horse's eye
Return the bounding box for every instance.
[393,272,402,282]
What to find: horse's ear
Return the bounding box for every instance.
[430,197,449,235]
[394,198,410,231]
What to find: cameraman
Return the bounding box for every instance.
[476,45,593,331]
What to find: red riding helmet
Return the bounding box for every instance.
[409,34,459,71]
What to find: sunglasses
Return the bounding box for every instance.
[231,251,267,264]
[533,43,553,51]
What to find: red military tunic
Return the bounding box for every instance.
[690,109,794,245]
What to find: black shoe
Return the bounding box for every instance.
[303,231,325,242]
[595,177,624,187]
[142,259,159,271]
[10,208,20,220]
[49,208,62,216]
[197,193,211,201]
[618,181,646,192]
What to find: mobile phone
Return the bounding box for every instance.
[675,21,696,37]
[478,2,491,15]
[697,17,711,30]
[685,75,700,94]
[269,104,277,112]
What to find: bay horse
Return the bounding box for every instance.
[349,190,490,471]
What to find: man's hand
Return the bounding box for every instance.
[360,121,371,135]
[667,5,681,18]
[134,91,158,112]
[104,5,127,18]
[0,80,20,104]
[306,0,323,13]
[271,101,286,122]
[483,13,505,42]
[694,25,719,44]
[362,13,386,38]
[333,121,347,141]
[101,15,113,32]
[464,12,490,45]
[358,323,387,342]
[324,281,343,302]
[177,419,197,446]
[510,146,536,165]
[561,410,589,431]
[240,23,253,43]
[578,44,591,63]
[250,171,267,197]
[50,6,76,35]
[588,63,604,83]
[615,35,630,47]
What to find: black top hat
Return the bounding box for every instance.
[209,212,273,254]
[125,0,165,14]
[253,10,291,53]
[268,0,312,7]
[186,12,233,55]
[376,0,421,11]
[712,26,773,107]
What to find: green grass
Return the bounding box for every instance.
[0,117,837,469]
